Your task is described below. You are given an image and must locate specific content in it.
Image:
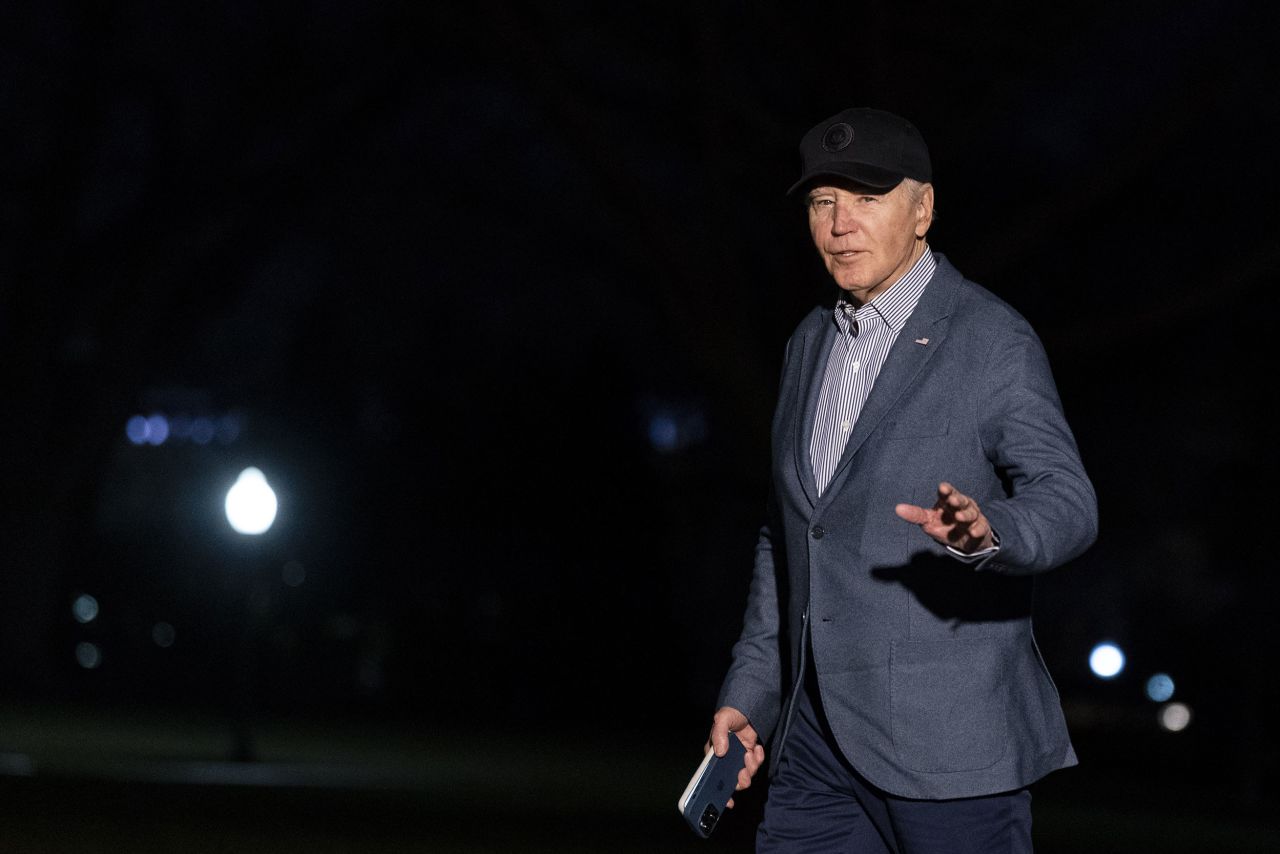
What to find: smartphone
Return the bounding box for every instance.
[677,733,748,838]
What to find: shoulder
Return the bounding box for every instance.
[781,304,829,356]
[928,257,1057,389]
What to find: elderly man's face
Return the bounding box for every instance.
[806,179,934,305]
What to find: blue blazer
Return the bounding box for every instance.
[718,254,1098,800]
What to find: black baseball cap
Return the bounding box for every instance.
[787,107,932,195]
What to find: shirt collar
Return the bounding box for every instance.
[833,247,936,334]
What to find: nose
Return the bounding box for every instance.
[831,199,858,235]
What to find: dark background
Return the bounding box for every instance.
[1,1,1277,851]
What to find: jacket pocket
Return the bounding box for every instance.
[890,639,1008,772]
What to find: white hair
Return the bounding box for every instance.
[901,178,936,222]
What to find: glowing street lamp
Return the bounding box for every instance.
[224,467,278,535]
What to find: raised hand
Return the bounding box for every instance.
[894,481,994,554]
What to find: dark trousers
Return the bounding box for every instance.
[757,675,1033,854]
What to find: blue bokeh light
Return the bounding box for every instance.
[126,415,149,445]
[216,414,242,445]
[191,417,215,445]
[1145,673,1175,703]
[648,415,680,452]
[145,413,169,445]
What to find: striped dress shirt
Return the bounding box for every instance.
[810,249,937,496]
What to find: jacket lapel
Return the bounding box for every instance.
[791,312,835,508]
[817,257,961,506]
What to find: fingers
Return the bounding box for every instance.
[938,483,994,550]
[907,484,977,524]
[710,707,748,757]
[735,744,766,797]
[708,709,763,810]
[709,722,728,758]
[895,503,930,524]
[743,744,763,776]
[937,483,981,524]
[966,514,990,539]
[899,483,992,551]
[936,482,968,514]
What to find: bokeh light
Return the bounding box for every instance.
[71,593,99,624]
[225,467,279,535]
[169,414,192,440]
[648,414,679,452]
[75,642,102,670]
[191,417,216,445]
[216,414,242,445]
[125,415,149,445]
[152,622,176,648]
[1089,642,1125,679]
[145,413,169,446]
[1145,673,1175,703]
[1159,702,1192,732]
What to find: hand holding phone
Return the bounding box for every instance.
[678,732,748,838]
[709,706,764,811]
[678,707,765,837]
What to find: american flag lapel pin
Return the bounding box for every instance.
[914,337,930,345]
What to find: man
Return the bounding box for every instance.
[706,108,1098,853]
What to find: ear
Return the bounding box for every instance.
[914,183,935,237]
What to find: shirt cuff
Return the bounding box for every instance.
[946,529,1001,563]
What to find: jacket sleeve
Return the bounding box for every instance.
[715,485,785,740]
[714,328,804,739]
[975,317,1098,575]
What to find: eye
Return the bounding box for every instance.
[810,198,834,209]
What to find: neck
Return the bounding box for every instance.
[842,239,929,308]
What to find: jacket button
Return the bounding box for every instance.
[810,525,825,539]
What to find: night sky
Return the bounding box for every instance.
[2,0,1276,801]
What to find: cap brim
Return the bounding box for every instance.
[786,162,904,196]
